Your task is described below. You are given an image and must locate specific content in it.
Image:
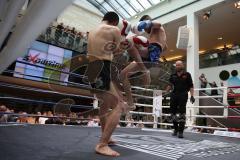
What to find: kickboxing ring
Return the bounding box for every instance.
[1,60,240,160]
[1,59,240,135]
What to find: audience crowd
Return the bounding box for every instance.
[0,104,146,129]
[40,22,88,53]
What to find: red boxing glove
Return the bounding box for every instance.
[118,19,131,37]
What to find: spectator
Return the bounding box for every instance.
[17,112,28,123]
[220,81,224,87]
[45,23,52,42]
[39,112,48,124]
[217,44,228,65]
[85,31,89,40]
[126,118,136,128]
[45,111,54,124]
[74,32,81,50]
[0,105,8,122]
[68,28,75,49]
[62,26,70,45]
[87,119,99,127]
[79,115,88,126]
[136,120,144,128]
[35,112,41,124]
[209,81,218,96]
[7,109,17,122]
[228,88,236,106]
[55,22,64,44]
[206,125,214,134]
[47,111,53,117]
[199,74,208,90]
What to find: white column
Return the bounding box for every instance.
[0,0,73,73]
[0,0,26,47]
[186,12,199,126]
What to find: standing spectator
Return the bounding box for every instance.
[209,81,218,96]
[84,31,89,40]
[55,22,64,45]
[62,26,70,46]
[67,27,75,49]
[220,81,224,87]
[45,23,52,42]
[217,44,228,65]
[74,32,81,50]
[199,73,208,90]
[166,61,195,138]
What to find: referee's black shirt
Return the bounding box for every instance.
[169,71,193,94]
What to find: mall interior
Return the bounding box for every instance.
[0,0,240,160]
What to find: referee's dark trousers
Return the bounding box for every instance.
[170,91,188,134]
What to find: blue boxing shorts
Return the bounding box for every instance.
[141,43,162,63]
[148,43,163,62]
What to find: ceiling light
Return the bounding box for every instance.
[199,50,206,54]
[217,37,223,40]
[166,56,183,61]
[234,1,240,8]
[203,10,211,20]
[215,44,233,50]
[134,15,138,19]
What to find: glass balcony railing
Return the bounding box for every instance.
[199,47,240,68]
[38,25,87,54]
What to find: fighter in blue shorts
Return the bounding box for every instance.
[119,15,167,110]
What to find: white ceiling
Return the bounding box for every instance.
[163,1,240,60]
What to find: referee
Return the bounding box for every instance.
[166,61,195,138]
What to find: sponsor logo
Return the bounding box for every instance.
[22,54,65,69]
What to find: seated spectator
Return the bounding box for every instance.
[35,112,41,124]
[87,118,99,127]
[39,112,48,124]
[17,112,28,123]
[0,105,8,123]
[7,109,17,122]
[206,125,214,134]
[126,118,136,128]
[136,120,144,128]
[27,116,36,124]
[45,111,54,124]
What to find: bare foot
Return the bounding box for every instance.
[108,138,117,145]
[95,143,120,157]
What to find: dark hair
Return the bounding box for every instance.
[102,12,119,24]
[139,15,151,21]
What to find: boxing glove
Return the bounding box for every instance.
[131,20,152,35]
[118,19,131,37]
[132,35,149,50]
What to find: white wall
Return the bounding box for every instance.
[57,4,103,32]
[199,63,240,87]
